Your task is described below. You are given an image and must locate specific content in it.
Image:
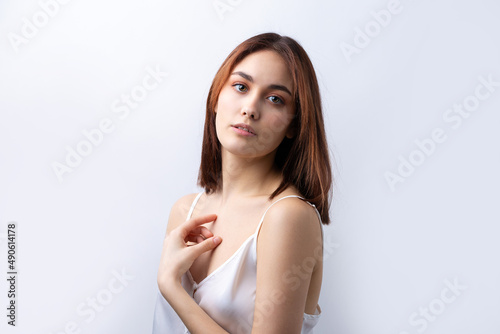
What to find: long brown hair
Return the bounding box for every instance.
[197,32,333,225]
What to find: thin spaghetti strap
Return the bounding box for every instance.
[186,192,204,220]
[254,195,304,235]
[254,195,324,238]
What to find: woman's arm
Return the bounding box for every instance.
[162,278,229,334]
[157,195,229,334]
[157,195,321,333]
[252,198,322,334]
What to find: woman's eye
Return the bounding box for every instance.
[268,96,284,104]
[233,83,248,92]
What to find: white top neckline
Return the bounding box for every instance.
[152,191,323,334]
[186,192,322,312]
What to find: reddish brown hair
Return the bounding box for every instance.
[197,32,333,225]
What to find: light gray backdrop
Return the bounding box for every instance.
[1,0,499,333]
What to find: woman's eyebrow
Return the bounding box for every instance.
[231,71,292,96]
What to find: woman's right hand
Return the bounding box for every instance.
[157,213,222,299]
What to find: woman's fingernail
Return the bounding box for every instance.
[213,236,221,245]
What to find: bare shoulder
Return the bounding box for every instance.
[254,195,324,327]
[259,196,322,252]
[165,192,201,235]
[266,196,321,230]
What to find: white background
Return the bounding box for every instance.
[1,0,499,333]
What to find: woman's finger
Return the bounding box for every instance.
[189,236,223,258]
[189,226,214,239]
[180,214,217,237]
[185,226,213,242]
[185,234,205,243]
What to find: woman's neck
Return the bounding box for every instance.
[217,150,282,206]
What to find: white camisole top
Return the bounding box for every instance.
[152,192,323,334]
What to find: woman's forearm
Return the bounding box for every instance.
[162,279,229,334]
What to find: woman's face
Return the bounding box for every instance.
[215,50,295,159]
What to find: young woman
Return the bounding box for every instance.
[153,32,332,334]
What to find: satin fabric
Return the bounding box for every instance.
[152,192,323,334]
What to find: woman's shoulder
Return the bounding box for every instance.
[257,189,323,265]
[262,187,322,238]
[175,192,203,212]
[165,192,203,234]
[272,186,317,215]
[268,195,320,226]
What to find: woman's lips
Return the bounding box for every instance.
[231,125,256,136]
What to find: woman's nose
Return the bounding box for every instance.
[241,95,259,120]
